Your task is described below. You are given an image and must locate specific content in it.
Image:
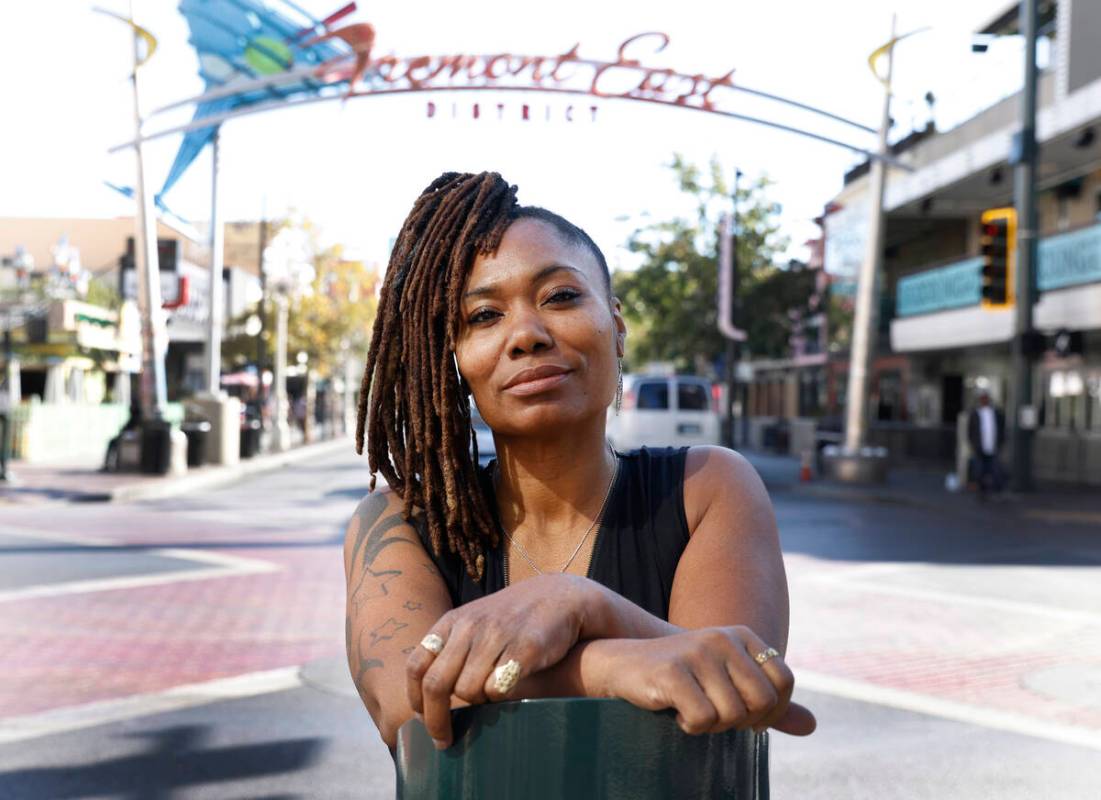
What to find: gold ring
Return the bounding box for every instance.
[754,647,780,666]
[493,659,522,695]
[420,633,444,655]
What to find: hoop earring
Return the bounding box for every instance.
[615,359,623,414]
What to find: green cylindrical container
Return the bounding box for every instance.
[396,698,769,799]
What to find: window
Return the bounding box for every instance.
[1087,371,1101,432]
[677,382,709,411]
[1044,369,1087,430]
[636,381,669,410]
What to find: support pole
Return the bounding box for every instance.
[843,14,895,454]
[128,1,168,420]
[272,294,291,452]
[204,129,224,395]
[256,213,268,431]
[1010,0,1039,492]
[723,169,743,448]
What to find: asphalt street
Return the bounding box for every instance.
[1,446,1099,798]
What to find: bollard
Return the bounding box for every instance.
[799,449,813,482]
[396,698,769,799]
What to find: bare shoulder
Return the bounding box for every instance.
[343,486,427,578]
[682,446,772,534]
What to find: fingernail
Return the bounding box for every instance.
[432,738,448,751]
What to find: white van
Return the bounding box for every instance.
[607,374,721,450]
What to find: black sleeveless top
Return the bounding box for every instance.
[416,447,691,621]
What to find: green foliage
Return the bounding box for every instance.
[221,218,378,379]
[613,155,811,374]
[84,274,122,311]
[826,292,854,353]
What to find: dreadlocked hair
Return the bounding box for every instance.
[355,171,519,581]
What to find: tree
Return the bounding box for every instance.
[222,217,379,380]
[613,156,815,375]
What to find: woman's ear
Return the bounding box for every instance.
[611,297,627,358]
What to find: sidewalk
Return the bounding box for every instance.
[743,449,1101,527]
[0,436,356,505]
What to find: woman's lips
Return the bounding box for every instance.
[504,371,572,396]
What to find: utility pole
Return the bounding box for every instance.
[1010,0,1039,492]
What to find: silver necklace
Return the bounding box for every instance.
[499,446,619,577]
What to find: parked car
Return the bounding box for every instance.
[606,374,720,450]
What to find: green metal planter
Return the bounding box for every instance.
[396,698,769,799]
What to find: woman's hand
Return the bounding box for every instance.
[596,626,816,737]
[405,573,597,748]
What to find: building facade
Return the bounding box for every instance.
[825,0,1101,484]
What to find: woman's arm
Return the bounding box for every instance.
[670,446,790,649]
[512,446,813,736]
[399,446,813,746]
[343,488,454,748]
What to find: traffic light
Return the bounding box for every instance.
[979,207,1016,308]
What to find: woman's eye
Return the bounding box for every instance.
[468,308,500,325]
[546,288,582,304]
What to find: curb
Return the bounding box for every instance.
[105,436,356,504]
[790,483,930,509]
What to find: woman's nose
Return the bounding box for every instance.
[505,307,554,357]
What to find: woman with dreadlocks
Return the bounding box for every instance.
[344,171,816,752]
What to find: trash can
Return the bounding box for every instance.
[240,418,262,459]
[139,419,173,475]
[396,698,768,799]
[180,420,212,467]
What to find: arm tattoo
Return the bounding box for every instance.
[348,566,401,612]
[348,495,419,569]
[360,658,384,674]
[402,600,423,611]
[347,618,385,685]
[369,617,408,648]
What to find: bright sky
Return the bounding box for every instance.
[1,0,1031,271]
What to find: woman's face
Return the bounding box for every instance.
[455,218,626,440]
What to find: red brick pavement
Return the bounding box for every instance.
[0,510,347,719]
[785,553,1101,734]
[4,502,1100,743]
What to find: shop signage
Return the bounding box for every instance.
[896,257,982,317]
[130,21,888,172]
[1038,222,1101,291]
[897,220,1101,317]
[351,33,737,113]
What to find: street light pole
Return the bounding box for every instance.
[127,1,168,421]
[1010,0,1039,492]
[843,14,896,456]
[272,293,291,452]
[717,169,748,450]
[203,128,224,396]
[722,168,743,448]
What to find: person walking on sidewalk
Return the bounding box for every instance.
[967,391,1005,498]
[343,171,815,760]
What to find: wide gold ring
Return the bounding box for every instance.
[754,647,780,666]
[493,659,522,695]
[420,633,444,655]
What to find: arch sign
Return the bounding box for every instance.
[115,0,908,204]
